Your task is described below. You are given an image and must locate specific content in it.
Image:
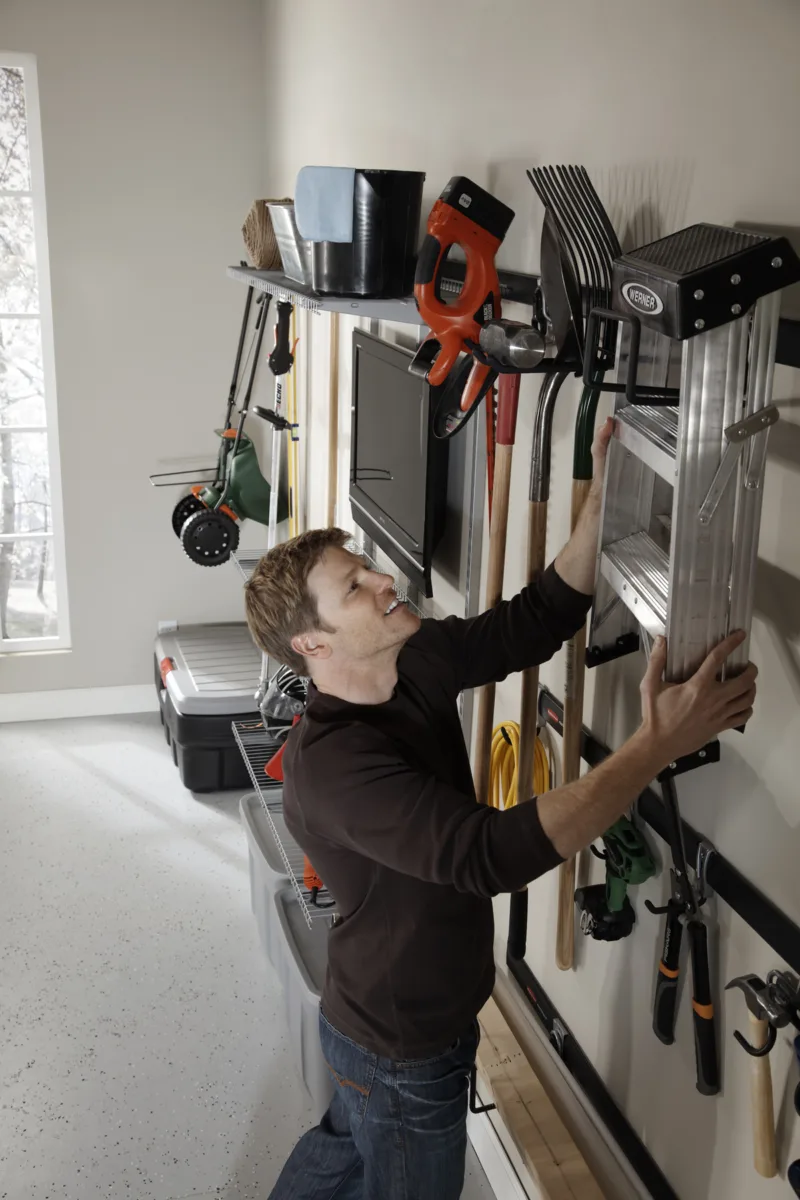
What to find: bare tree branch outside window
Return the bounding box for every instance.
[0,63,58,641]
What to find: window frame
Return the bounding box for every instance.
[1,52,71,653]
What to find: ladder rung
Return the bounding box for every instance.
[600,532,669,636]
[614,406,678,483]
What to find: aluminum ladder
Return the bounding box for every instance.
[585,223,800,683]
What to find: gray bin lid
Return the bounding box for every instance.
[156,622,261,716]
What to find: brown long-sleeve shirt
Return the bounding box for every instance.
[282,563,592,1060]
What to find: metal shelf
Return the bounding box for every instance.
[229,266,800,353]
[227,265,425,325]
[232,719,336,926]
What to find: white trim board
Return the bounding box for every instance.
[467,1110,533,1200]
[0,684,158,723]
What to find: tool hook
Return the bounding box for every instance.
[732,1022,778,1058]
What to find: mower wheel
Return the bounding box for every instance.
[180,508,239,567]
[171,492,205,538]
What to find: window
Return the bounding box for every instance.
[0,55,69,650]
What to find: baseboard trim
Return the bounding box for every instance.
[0,684,159,723]
[467,1109,531,1200]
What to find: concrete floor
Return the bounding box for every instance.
[0,712,495,1200]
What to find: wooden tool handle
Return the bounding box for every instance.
[473,443,513,805]
[486,444,514,604]
[748,1011,777,1178]
[556,477,593,971]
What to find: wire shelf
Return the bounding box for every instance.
[232,719,336,927]
[232,550,264,581]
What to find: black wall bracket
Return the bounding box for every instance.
[536,685,800,974]
[484,264,800,371]
[504,686,800,1199]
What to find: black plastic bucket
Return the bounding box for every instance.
[311,169,425,298]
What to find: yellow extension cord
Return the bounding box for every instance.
[488,721,550,810]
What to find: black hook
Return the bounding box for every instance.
[468,1065,495,1115]
[732,1023,777,1058]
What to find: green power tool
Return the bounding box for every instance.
[574,815,656,942]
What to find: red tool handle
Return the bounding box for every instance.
[460,359,495,414]
[495,373,520,444]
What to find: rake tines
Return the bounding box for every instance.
[528,165,620,318]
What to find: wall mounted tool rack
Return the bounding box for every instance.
[224,259,800,1194]
[227,264,800,368]
[226,263,538,325]
[533,685,800,973]
[503,684,800,1200]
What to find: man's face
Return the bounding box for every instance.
[303,547,420,667]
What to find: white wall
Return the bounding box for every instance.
[1,0,266,695]
[262,2,800,1197]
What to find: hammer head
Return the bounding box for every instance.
[725,973,784,1023]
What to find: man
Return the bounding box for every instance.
[244,420,756,1200]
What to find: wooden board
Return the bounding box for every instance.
[477,998,606,1200]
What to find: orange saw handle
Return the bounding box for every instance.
[414,178,514,387]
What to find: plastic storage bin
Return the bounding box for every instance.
[309,169,425,298]
[273,884,334,1118]
[158,686,256,792]
[240,790,334,1117]
[154,622,262,792]
[267,201,313,285]
[240,790,290,970]
[155,622,262,716]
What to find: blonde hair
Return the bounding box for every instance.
[243,528,350,675]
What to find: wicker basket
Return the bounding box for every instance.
[242,198,292,270]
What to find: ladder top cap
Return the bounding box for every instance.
[612,223,800,340]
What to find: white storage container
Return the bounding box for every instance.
[240,790,290,969]
[240,791,334,1117]
[267,201,314,286]
[273,885,334,1118]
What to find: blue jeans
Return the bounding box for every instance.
[269,1009,479,1199]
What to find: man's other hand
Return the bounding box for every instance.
[640,631,758,764]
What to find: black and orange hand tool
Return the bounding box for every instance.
[411,177,514,433]
[646,777,719,1095]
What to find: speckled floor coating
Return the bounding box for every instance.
[0,713,494,1200]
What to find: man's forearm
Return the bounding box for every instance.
[536,727,666,861]
[553,478,602,596]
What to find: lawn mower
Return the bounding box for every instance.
[150,281,290,566]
